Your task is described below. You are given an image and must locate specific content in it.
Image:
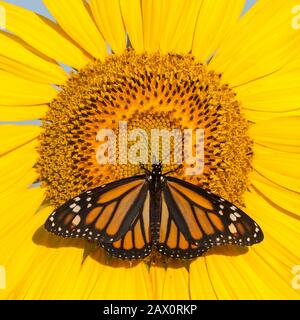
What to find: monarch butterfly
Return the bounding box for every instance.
[45,163,263,260]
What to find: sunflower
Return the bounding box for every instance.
[0,0,300,300]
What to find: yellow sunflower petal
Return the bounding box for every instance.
[120,0,144,52]
[149,263,166,299]
[20,244,83,300]
[159,0,202,54]
[205,247,269,299]
[7,238,84,299]
[250,117,300,153]
[244,108,300,123]
[0,187,45,241]
[43,0,108,60]
[0,188,47,299]
[210,0,300,86]
[0,202,88,300]
[164,0,203,54]
[161,264,190,299]
[246,188,300,264]
[201,251,238,300]
[0,105,47,121]
[205,231,300,299]
[0,140,38,193]
[192,0,245,61]
[141,0,163,52]
[237,57,300,113]
[90,0,126,54]
[189,258,217,299]
[245,189,300,299]
[0,71,57,105]
[40,248,153,300]
[68,250,108,299]
[251,171,300,217]
[0,125,40,156]
[0,169,37,212]
[253,146,300,193]
[0,31,67,84]
[206,246,300,299]
[0,1,90,69]
[87,258,153,299]
[0,168,38,201]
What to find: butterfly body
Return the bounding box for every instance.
[147,164,165,245]
[45,164,264,260]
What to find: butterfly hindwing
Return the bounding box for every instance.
[45,176,150,247]
[157,177,264,256]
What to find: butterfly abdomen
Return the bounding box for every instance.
[149,190,162,244]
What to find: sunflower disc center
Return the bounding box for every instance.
[37,50,253,207]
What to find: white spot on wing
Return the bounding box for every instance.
[228,223,237,234]
[230,214,237,221]
[72,215,81,226]
[73,205,81,213]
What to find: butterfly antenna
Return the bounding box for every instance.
[139,163,151,174]
[163,164,183,176]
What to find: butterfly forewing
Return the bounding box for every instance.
[45,176,150,247]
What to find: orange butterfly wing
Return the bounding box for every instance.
[156,177,264,258]
[104,191,152,259]
[45,176,151,257]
